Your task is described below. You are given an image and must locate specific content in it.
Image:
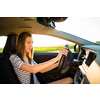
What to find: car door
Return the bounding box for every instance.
[34,49,79,84]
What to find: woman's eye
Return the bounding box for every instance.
[28,41,33,44]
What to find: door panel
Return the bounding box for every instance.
[0,53,3,57]
[34,52,79,63]
[34,53,58,63]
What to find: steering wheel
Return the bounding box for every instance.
[56,47,73,78]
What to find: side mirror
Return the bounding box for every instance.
[74,44,80,52]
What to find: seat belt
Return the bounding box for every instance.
[30,73,34,84]
[28,58,34,84]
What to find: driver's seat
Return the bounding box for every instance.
[0,34,21,84]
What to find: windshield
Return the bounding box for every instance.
[55,17,100,44]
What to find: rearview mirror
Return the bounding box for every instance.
[36,17,55,28]
[36,17,68,28]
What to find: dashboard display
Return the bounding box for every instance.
[85,51,96,66]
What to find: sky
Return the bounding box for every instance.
[0,17,100,47]
[55,17,100,42]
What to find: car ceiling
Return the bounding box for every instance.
[0,17,50,36]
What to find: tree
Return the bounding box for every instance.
[95,41,100,44]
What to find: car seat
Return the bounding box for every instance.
[0,34,21,84]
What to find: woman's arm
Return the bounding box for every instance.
[40,61,59,73]
[20,47,68,73]
[20,57,59,73]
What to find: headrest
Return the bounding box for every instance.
[3,34,18,55]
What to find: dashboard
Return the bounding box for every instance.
[74,45,100,84]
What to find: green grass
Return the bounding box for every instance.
[0,44,74,53]
[34,45,74,53]
[34,46,63,53]
[0,48,3,53]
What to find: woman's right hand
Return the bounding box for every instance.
[57,47,69,61]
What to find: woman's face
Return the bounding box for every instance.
[25,36,33,53]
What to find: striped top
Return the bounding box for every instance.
[9,54,40,84]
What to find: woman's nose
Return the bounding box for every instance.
[30,43,32,47]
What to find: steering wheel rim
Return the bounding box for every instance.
[56,49,73,78]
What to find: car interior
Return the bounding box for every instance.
[0,17,100,84]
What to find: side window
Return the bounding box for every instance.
[32,34,75,53]
[0,36,7,53]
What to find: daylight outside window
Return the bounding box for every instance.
[32,34,74,53]
[55,17,100,45]
[0,36,7,53]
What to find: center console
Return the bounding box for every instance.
[74,64,88,84]
[74,48,97,84]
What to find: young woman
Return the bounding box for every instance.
[9,32,73,84]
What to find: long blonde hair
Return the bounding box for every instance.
[16,32,33,62]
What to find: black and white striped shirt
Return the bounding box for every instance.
[9,54,40,84]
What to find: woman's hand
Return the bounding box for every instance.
[57,47,69,60]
